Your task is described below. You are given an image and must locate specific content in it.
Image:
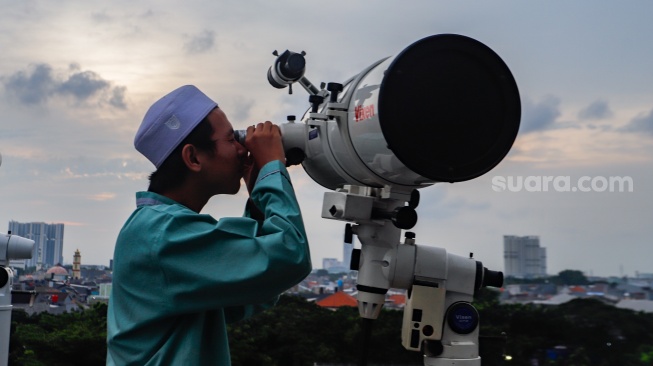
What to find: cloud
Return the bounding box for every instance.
[619,108,653,136]
[443,197,491,212]
[87,192,117,201]
[2,63,56,104]
[578,99,613,120]
[91,10,112,23]
[519,95,561,134]
[109,86,128,109]
[1,63,128,108]
[57,70,110,100]
[184,30,215,54]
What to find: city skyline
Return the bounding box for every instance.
[1,2,651,277]
[9,222,643,278]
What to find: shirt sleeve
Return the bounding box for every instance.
[151,161,312,315]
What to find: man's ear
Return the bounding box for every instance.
[181,144,202,172]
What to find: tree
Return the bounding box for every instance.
[552,269,590,286]
[639,345,653,365]
[315,269,329,277]
[10,303,108,366]
[10,292,653,365]
[228,295,422,365]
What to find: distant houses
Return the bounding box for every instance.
[500,276,653,313]
[11,262,112,315]
[11,263,653,317]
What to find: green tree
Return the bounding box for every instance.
[229,295,340,366]
[10,303,108,366]
[639,344,653,365]
[552,269,590,286]
[10,292,653,365]
[228,295,422,365]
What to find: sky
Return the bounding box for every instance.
[0,1,651,278]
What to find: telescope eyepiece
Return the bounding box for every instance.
[483,268,504,288]
[474,261,504,293]
[234,130,247,145]
[232,128,305,167]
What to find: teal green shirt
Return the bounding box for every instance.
[107,161,311,365]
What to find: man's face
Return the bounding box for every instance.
[202,108,247,195]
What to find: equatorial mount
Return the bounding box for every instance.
[321,185,502,364]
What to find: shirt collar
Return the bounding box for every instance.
[135,191,180,207]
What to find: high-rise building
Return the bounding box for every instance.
[503,235,547,278]
[8,221,64,268]
[322,258,340,270]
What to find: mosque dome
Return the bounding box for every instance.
[46,265,69,276]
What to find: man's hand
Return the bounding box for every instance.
[242,121,285,194]
[244,121,285,169]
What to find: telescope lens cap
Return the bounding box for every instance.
[447,302,479,334]
[378,34,521,183]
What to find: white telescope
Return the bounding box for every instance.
[239,34,520,365]
[238,33,520,193]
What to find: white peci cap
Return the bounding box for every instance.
[134,85,217,168]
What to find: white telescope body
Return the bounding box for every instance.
[0,233,35,265]
[258,34,521,192]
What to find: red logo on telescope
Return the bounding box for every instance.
[354,104,375,122]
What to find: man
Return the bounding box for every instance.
[107,85,312,365]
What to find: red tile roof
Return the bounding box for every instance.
[569,286,587,293]
[388,294,406,305]
[316,291,358,308]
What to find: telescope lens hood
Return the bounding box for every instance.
[378,34,521,183]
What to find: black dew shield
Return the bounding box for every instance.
[378,34,521,183]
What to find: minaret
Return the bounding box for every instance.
[73,249,81,279]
